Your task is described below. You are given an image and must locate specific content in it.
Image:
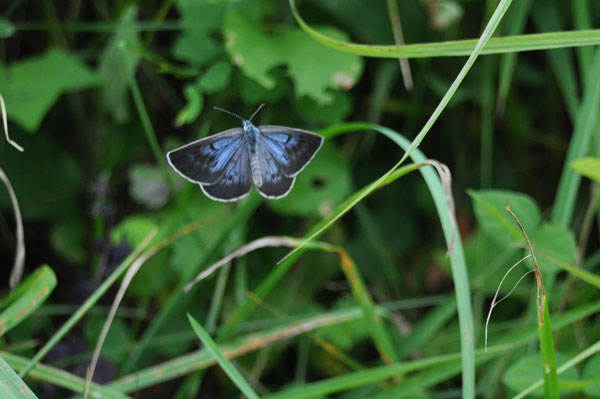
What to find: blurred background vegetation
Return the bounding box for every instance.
[1,0,600,398]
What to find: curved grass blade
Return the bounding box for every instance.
[289,0,600,59]
[0,265,56,337]
[219,121,475,397]
[187,314,260,399]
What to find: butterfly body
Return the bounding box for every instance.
[167,106,323,202]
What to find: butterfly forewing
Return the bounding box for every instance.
[200,141,252,201]
[258,126,323,177]
[167,128,244,185]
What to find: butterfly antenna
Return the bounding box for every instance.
[249,103,265,121]
[213,106,245,122]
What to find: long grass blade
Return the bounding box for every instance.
[551,48,600,227]
[187,314,261,399]
[288,1,600,59]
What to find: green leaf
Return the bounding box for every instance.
[503,352,577,396]
[502,352,578,396]
[583,354,600,397]
[187,314,260,399]
[175,83,204,126]
[468,189,541,245]
[199,60,233,93]
[531,223,576,276]
[571,157,600,183]
[295,91,353,124]
[0,266,56,337]
[224,10,363,104]
[270,143,351,216]
[112,216,159,247]
[238,72,286,105]
[128,164,171,209]
[0,355,38,399]
[0,47,99,132]
[172,0,223,66]
[98,5,140,124]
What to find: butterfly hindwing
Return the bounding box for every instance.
[167,128,244,185]
[254,139,295,199]
[258,126,323,177]
[200,141,252,202]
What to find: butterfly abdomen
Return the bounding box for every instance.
[243,120,264,187]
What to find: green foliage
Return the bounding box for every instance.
[0,48,98,132]
[571,157,600,183]
[224,10,363,104]
[98,5,141,124]
[469,189,541,245]
[0,266,56,337]
[503,352,578,396]
[1,0,599,398]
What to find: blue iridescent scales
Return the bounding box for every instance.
[166,105,323,202]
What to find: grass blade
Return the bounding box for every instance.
[2,352,131,399]
[19,230,156,377]
[187,314,260,399]
[0,354,38,399]
[0,265,56,337]
[551,48,600,227]
[288,1,600,59]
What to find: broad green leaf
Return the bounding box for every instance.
[571,157,600,183]
[0,355,38,399]
[531,223,576,276]
[270,143,351,216]
[172,31,220,67]
[238,72,286,105]
[0,47,98,132]
[295,91,353,125]
[112,216,159,247]
[469,189,541,245]
[172,0,223,66]
[224,10,363,104]
[199,60,233,93]
[583,354,600,396]
[98,5,140,124]
[128,164,171,209]
[503,352,577,396]
[0,266,56,337]
[175,83,204,126]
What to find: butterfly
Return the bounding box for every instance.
[167,104,324,202]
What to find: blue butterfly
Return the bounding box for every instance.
[167,104,324,202]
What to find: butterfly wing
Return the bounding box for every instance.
[258,126,323,177]
[253,139,295,199]
[200,140,252,202]
[167,128,245,185]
